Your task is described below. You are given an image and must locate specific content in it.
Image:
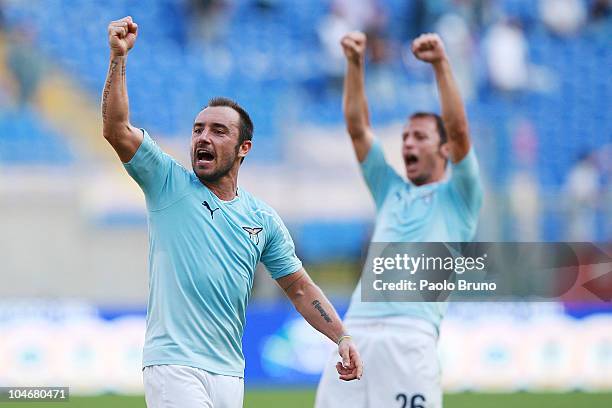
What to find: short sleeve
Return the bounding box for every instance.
[260,209,303,280]
[447,148,483,220]
[123,129,190,210]
[360,139,404,210]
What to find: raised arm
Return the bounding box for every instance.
[340,32,374,163]
[102,16,143,163]
[277,269,363,381]
[412,33,471,163]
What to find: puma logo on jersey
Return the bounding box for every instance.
[242,226,263,245]
[202,201,220,219]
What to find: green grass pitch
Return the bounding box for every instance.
[1,390,610,407]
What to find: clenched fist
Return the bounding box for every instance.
[412,33,447,65]
[336,337,363,381]
[108,16,138,57]
[340,31,367,65]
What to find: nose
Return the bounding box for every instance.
[403,134,416,149]
[194,129,213,145]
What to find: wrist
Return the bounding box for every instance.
[110,52,128,60]
[337,334,352,345]
[347,57,364,68]
[432,56,449,71]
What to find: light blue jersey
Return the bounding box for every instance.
[124,130,302,377]
[345,139,483,330]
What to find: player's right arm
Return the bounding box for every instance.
[102,16,143,163]
[103,17,189,209]
[340,31,374,163]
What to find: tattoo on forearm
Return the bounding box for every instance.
[312,300,332,323]
[101,59,119,121]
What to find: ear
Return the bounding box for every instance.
[439,142,450,160]
[238,140,252,161]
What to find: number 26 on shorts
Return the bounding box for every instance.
[396,393,426,408]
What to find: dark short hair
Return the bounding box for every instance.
[205,97,254,145]
[409,112,447,145]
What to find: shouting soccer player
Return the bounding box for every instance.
[315,32,483,408]
[102,17,362,408]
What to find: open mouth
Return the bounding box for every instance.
[196,148,215,163]
[405,154,419,167]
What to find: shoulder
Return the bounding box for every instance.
[450,148,481,178]
[126,130,188,170]
[241,189,279,220]
[439,164,483,219]
[239,189,287,233]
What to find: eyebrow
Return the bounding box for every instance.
[402,130,427,139]
[193,122,231,131]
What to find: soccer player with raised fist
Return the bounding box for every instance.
[315,32,483,408]
[102,16,363,408]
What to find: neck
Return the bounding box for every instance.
[199,168,239,201]
[409,167,447,186]
[429,168,446,184]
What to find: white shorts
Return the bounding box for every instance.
[315,317,442,408]
[143,364,244,408]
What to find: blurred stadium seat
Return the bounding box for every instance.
[0,108,74,165]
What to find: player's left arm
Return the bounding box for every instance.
[412,33,470,163]
[277,269,363,381]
